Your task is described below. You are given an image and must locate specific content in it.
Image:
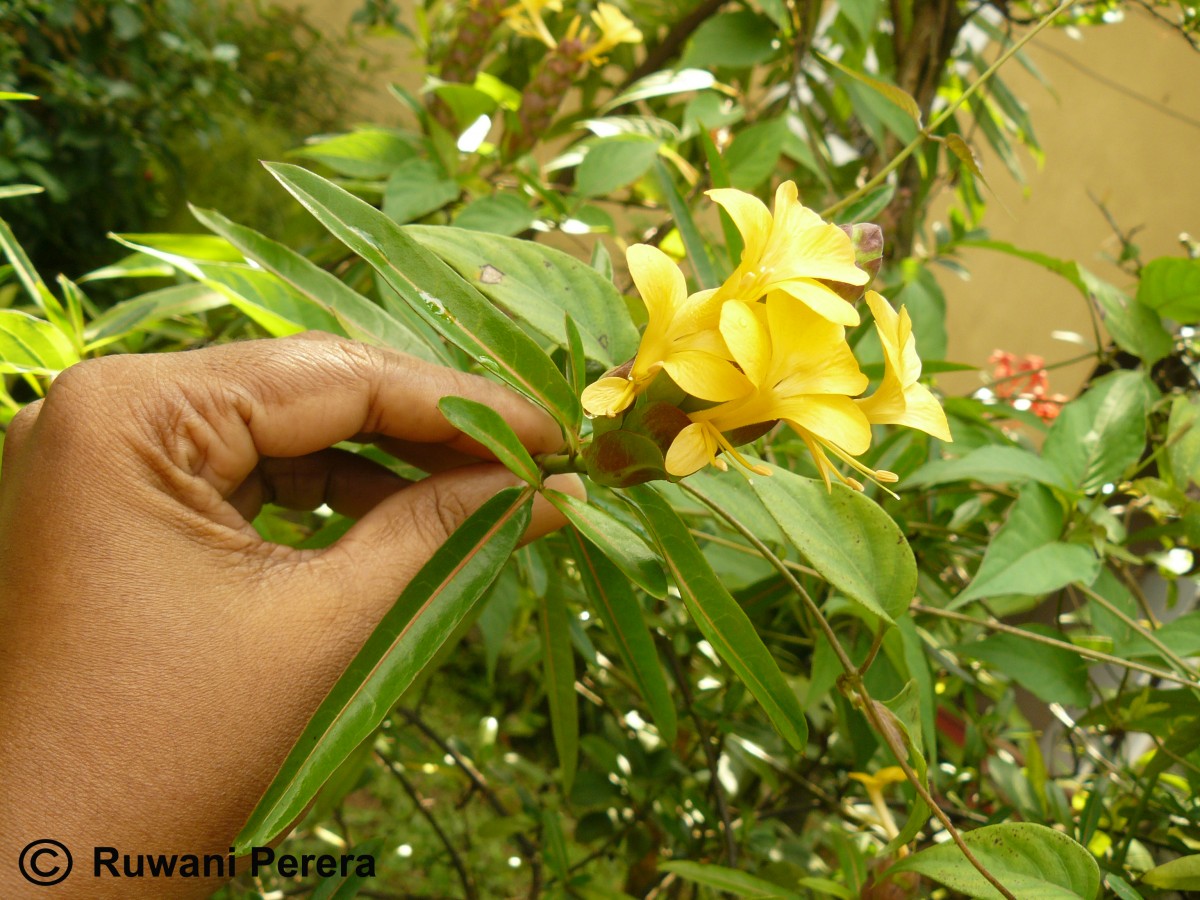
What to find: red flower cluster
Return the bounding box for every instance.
[988,350,1067,423]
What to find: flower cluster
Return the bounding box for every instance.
[988,350,1066,423]
[499,1,641,157]
[580,183,952,490]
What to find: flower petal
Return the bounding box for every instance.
[581,376,635,417]
[765,292,867,394]
[666,421,718,476]
[767,220,868,287]
[776,278,860,326]
[627,243,686,326]
[707,188,772,264]
[661,351,753,402]
[777,395,872,455]
[719,300,770,386]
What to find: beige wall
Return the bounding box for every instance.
[935,6,1200,395]
[278,3,1200,395]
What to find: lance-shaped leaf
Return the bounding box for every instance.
[568,530,676,741]
[405,225,639,365]
[545,489,667,598]
[110,235,340,337]
[564,313,587,402]
[749,465,915,623]
[234,487,532,851]
[887,822,1100,899]
[538,587,578,792]
[190,206,439,362]
[0,309,79,375]
[623,484,807,750]
[818,52,921,125]
[439,396,540,485]
[661,861,801,898]
[0,215,73,342]
[653,158,719,289]
[263,162,580,431]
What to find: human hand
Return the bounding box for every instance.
[0,332,582,897]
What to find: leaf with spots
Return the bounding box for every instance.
[405,225,640,366]
[887,822,1100,899]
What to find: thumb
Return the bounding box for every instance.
[308,464,584,617]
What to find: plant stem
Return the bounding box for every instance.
[820,0,1078,220]
[536,451,587,476]
[911,603,1200,690]
[377,751,477,900]
[1075,583,1200,684]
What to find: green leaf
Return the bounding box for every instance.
[438,396,540,485]
[83,283,227,349]
[819,53,921,125]
[568,531,677,743]
[681,11,780,69]
[290,128,417,178]
[888,822,1100,899]
[1141,855,1200,891]
[1043,370,1154,493]
[957,484,1098,606]
[111,235,341,338]
[1105,874,1145,900]
[234,488,532,851]
[545,490,667,598]
[957,625,1092,707]
[749,465,915,622]
[382,158,460,224]
[905,445,1068,489]
[190,206,439,361]
[576,136,660,198]
[538,587,578,793]
[405,224,639,365]
[0,91,38,101]
[725,118,787,191]
[1137,257,1200,323]
[0,214,72,338]
[264,163,580,431]
[0,309,79,375]
[564,314,586,400]
[600,69,718,113]
[1166,394,1200,489]
[624,485,808,750]
[453,194,536,236]
[838,183,895,224]
[654,158,719,290]
[0,184,44,200]
[660,861,799,898]
[1082,267,1173,365]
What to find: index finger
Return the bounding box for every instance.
[155,333,565,495]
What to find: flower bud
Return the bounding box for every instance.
[821,223,884,302]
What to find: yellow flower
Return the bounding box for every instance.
[709,182,868,325]
[581,244,751,418]
[848,766,907,841]
[579,3,642,63]
[665,292,889,489]
[502,0,561,48]
[857,291,952,442]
